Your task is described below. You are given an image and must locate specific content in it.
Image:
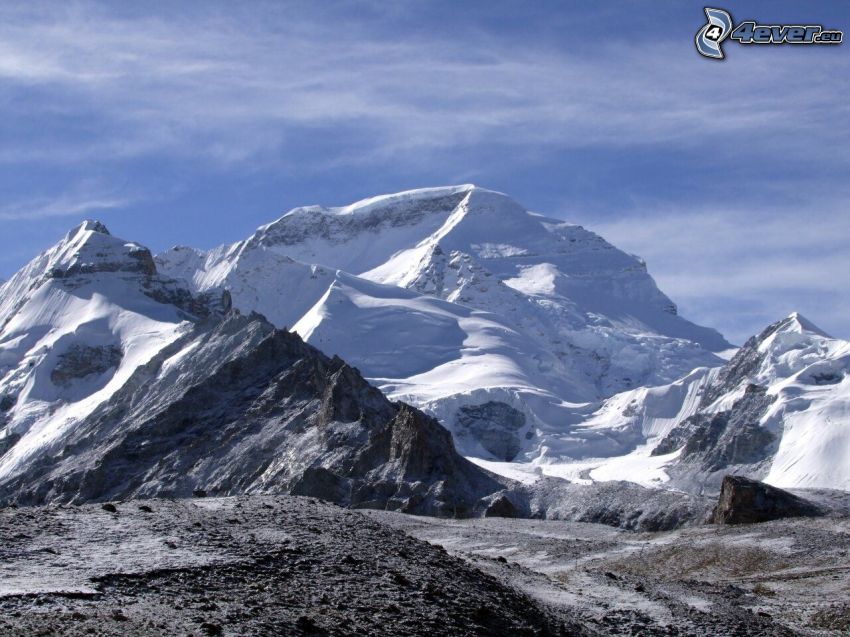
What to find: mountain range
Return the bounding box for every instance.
[1,185,847,512]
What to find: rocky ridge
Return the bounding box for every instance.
[0,222,512,515]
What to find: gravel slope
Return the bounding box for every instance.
[0,496,580,636]
[370,511,850,636]
[4,494,847,636]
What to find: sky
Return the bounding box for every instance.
[0,0,847,344]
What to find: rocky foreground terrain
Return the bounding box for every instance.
[0,495,577,637]
[373,506,850,636]
[2,493,849,636]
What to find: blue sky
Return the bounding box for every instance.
[1,0,848,344]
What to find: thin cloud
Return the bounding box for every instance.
[0,3,847,168]
[0,3,845,343]
[0,192,130,221]
[583,199,850,342]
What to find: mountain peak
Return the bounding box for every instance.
[73,219,111,236]
[3,221,157,285]
[332,184,480,215]
[783,312,831,337]
[244,185,477,257]
[757,312,833,344]
[276,184,483,221]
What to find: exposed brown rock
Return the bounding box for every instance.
[710,475,823,524]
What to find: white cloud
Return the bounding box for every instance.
[0,3,847,168]
[582,198,850,342]
[0,3,845,343]
[0,189,130,221]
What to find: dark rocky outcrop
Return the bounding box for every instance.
[654,318,793,461]
[698,327,772,409]
[0,432,19,457]
[0,393,15,413]
[454,401,527,461]
[654,384,776,470]
[482,492,520,518]
[0,393,17,430]
[50,344,123,387]
[710,475,823,524]
[0,312,509,517]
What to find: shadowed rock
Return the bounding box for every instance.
[51,345,123,387]
[710,475,823,524]
[455,401,526,461]
[482,492,520,518]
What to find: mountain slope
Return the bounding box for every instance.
[659,313,850,491]
[0,223,510,514]
[0,221,213,479]
[157,185,729,465]
[5,188,846,502]
[520,313,850,493]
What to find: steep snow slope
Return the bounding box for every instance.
[158,244,337,330]
[157,185,729,463]
[291,272,599,460]
[0,221,207,479]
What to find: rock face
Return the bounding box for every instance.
[482,492,520,518]
[652,319,787,464]
[0,310,508,516]
[710,475,823,524]
[49,344,123,387]
[455,401,527,461]
[654,384,777,470]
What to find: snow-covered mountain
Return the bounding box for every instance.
[2,186,847,505]
[157,185,730,465]
[154,185,850,495]
[0,221,206,480]
[660,313,850,491]
[495,313,850,493]
[0,221,511,512]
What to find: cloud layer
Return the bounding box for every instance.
[1,3,847,167]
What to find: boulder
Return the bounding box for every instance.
[710,475,822,524]
[482,493,519,518]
